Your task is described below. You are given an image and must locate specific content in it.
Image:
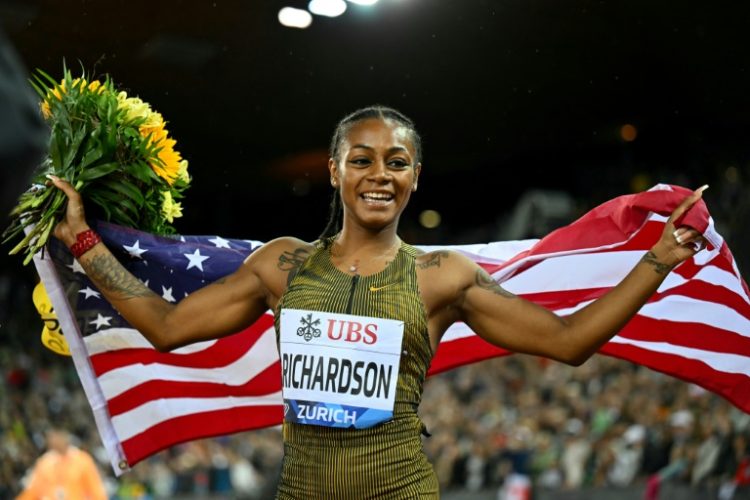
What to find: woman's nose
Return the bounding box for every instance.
[369,160,391,181]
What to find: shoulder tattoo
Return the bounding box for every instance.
[417,250,450,270]
[475,268,517,299]
[641,251,673,275]
[277,247,310,285]
[86,254,157,300]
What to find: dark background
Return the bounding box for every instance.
[1,0,749,273]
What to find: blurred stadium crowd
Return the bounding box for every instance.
[3,338,750,499]
[2,166,749,499]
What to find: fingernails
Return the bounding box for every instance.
[696,184,709,193]
[45,174,59,181]
[673,228,687,244]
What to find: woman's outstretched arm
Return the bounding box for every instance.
[423,185,708,365]
[48,175,301,351]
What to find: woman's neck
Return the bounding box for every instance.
[330,225,401,275]
[334,225,399,253]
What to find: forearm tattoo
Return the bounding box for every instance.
[86,254,157,300]
[417,251,450,270]
[641,251,673,275]
[278,247,310,285]
[475,269,517,299]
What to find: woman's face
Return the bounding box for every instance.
[329,118,421,232]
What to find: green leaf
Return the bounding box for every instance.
[61,123,88,170]
[116,197,140,218]
[8,224,41,255]
[126,160,157,183]
[88,187,131,210]
[109,204,138,227]
[2,222,26,244]
[98,178,145,206]
[48,130,64,170]
[88,194,112,221]
[29,78,48,100]
[78,142,104,170]
[77,162,119,182]
[35,68,60,88]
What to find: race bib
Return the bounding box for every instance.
[279,308,404,429]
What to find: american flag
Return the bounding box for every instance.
[34,184,750,475]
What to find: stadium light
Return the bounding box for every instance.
[278,7,313,28]
[419,210,442,229]
[309,0,347,17]
[620,123,638,142]
[347,0,380,5]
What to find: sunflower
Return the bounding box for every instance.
[143,123,182,185]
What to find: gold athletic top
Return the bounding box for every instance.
[274,238,439,499]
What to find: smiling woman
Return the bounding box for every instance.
[321,105,422,242]
[46,104,708,499]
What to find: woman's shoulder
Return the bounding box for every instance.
[256,236,317,254]
[242,237,319,299]
[243,236,317,267]
[415,248,478,287]
[414,248,480,318]
[414,248,474,271]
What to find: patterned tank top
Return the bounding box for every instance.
[273,237,439,499]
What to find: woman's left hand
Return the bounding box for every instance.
[651,185,709,268]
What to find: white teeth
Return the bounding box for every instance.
[362,192,393,200]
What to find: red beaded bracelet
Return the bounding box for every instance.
[69,229,102,258]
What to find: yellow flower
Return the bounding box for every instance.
[160,191,183,223]
[117,91,156,123]
[154,137,182,185]
[177,160,190,184]
[40,79,66,118]
[138,112,166,140]
[117,91,181,185]
[40,77,105,119]
[143,123,181,185]
[141,111,165,130]
[71,77,87,90]
[51,82,65,100]
[87,80,104,93]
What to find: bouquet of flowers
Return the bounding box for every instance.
[2,66,190,264]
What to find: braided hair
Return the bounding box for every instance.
[320,105,422,239]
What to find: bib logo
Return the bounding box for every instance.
[327,319,378,345]
[297,313,322,341]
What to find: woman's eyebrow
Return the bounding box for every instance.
[350,144,410,155]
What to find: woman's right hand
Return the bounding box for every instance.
[47,175,90,247]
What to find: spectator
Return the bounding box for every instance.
[16,427,108,500]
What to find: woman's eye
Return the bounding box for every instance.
[389,159,409,168]
[350,158,371,166]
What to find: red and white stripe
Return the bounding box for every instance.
[38,184,750,474]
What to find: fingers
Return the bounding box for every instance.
[673,227,701,243]
[667,184,709,224]
[46,174,89,244]
[672,227,706,253]
[46,174,80,201]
